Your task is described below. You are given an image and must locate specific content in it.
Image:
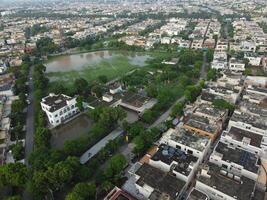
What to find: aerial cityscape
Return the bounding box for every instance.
[0,0,267,199]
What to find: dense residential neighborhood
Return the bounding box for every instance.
[0,0,267,200]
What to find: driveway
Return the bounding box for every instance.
[80,127,123,164]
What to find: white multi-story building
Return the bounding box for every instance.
[0,60,7,74]
[147,144,199,184]
[240,40,256,52]
[196,163,260,200]
[221,126,267,158]
[228,110,267,136]
[211,51,228,70]
[244,53,262,66]
[41,93,79,127]
[209,141,259,181]
[229,58,246,72]
[159,128,211,162]
[215,39,228,51]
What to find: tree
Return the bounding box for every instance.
[125,122,145,139]
[76,96,84,111]
[10,142,24,161]
[74,78,89,95]
[141,110,156,124]
[6,196,22,200]
[146,85,158,98]
[179,49,194,65]
[65,182,96,200]
[207,68,217,81]
[212,99,235,112]
[244,67,252,76]
[45,156,80,192]
[88,106,126,129]
[98,75,108,84]
[184,85,202,103]
[91,85,103,98]
[34,127,51,148]
[104,154,127,180]
[36,111,46,127]
[29,170,50,198]
[157,87,175,108]
[133,136,145,155]
[0,163,28,188]
[100,181,114,193]
[36,37,59,54]
[11,99,25,114]
[63,137,88,156]
[105,140,119,154]
[171,102,185,117]
[206,49,214,62]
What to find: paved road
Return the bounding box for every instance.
[201,51,207,79]
[24,66,34,165]
[80,127,123,164]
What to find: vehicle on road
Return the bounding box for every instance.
[26,99,31,105]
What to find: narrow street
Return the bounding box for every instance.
[24,65,34,165]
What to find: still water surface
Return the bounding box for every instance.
[45,50,151,72]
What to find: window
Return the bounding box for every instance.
[187,150,193,155]
[176,145,181,149]
[222,164,228,169]
[55,114,58,117]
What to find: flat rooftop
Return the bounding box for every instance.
[187,188,209,200]
[88,93,122,108]
[214,142,259,173]
[209,86,238,95]
[247,86,267,95]
[104,187,137,200]
[151,144,198,176]
[162,128,210,152]
[226,126,263,148]
[136,163,186,200]
[239,100,267,117]
[198,163,256,200]
[231,110,267,130]
[194,103,227,120]
[121,92,150,108]
[185,114,217,134]
[41,93,74,112]
[200,91,217,102]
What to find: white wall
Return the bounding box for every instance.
[209,153,258,181]
[41,97,78,126]
[228,120,267,136]
[196,181,236,200]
